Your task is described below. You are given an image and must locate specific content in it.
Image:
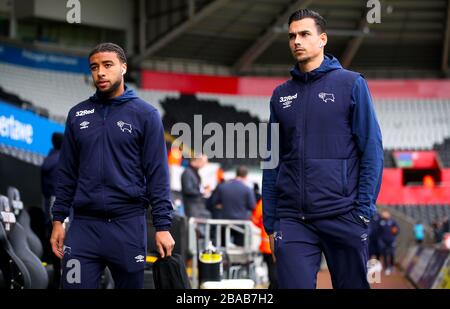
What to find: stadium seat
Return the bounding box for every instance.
[0,195,32,289]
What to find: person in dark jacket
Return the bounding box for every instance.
[41,132,64,224]
[210,166,256,245]
[41,132,63,288]
[212,166,256,221]
[377,210,399,275]
[262,10,383,289]
[50,43,174,289]
[181,155,211,218]
[368,211,381,260]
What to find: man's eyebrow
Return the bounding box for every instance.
[289,30,312,35]
[90,60,114,67]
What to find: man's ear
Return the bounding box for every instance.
[121,63,127,75]
[320,32,327,48]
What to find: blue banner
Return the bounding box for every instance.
[0,43,90,74]
[0,101,65,156]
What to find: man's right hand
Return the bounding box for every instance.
[269,233,276,263]
[50,221,65,259]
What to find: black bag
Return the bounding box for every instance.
[152,254,191,289]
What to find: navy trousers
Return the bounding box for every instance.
[274,209,370,289]
[61,215,147,289]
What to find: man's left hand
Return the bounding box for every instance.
[155,231,175,258]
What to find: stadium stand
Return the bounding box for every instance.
[0,62,178,121]
[375,99,450,151]
[389,204,450,226]
[436,137,450,167]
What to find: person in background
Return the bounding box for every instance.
[251,199,278,289]
[377,210,399,275]
[413,221,425,245]
[253,183,262,202]
[432,219,444,243]
[41,132,64,225]
[181,154,211,218]
[368,211,381,261]
[210,166,256,245]
[41,131,64,288]
[207,168,225,220]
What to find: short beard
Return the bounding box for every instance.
[97,78,122,98]
[297,56,311,64]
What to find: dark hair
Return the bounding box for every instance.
[52,132,64,150]
[288,9,326,34]
[88,42,127,63]
[236,166,248,178]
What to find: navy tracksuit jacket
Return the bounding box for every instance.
[41,148,60,223]
[52,86,173,288]
[262,55,383,288]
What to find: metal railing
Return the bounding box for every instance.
[187,217,258,289]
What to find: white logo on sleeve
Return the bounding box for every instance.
[117,121,132,133]
[318,92,335,103]
[80,121,90,129]
[63,245,72,256]
[134,255,145,263]
[279,93,297,109]
[76,108,95,117]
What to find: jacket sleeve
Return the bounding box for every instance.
[351,76,384,219]
[143,110,173,232]
[262,95,279,235]
[52,115,79,222]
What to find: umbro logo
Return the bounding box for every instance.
[80,121,90,130]
[318,92,335,103]
[361,233,368,242]
[75,108,94,117]
[134,255,145,263]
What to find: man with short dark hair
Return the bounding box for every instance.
[213,166,255,221]
[51,42,175,289]
[262,9,383,289]
[211,166,256,245]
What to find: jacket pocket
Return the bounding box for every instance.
[275,160,300,206]
[305,158,345,209]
